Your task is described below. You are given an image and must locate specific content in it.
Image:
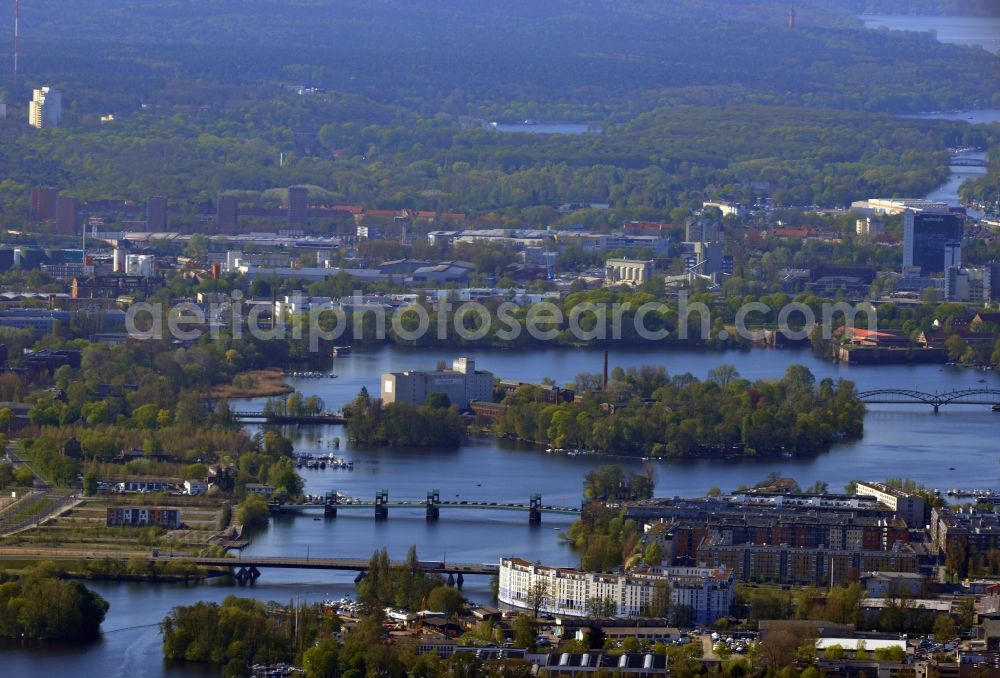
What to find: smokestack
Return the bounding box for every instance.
[113,243,125,273]
[603,350,609,391]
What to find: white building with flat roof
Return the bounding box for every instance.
[946,266,991,304]
[851,198,950,216]
[703,201,747,218]
[381,357,493,410]
[855,481,926,527]
[606,258,654,285]
[498,557,733,625]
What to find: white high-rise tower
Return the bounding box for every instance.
[28,86,62,128]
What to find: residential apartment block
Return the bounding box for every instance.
[931,506,1000,557]
[697,540,919,586]
[106,507,180,529]
[498,557,734,625]
[855,481,927,528]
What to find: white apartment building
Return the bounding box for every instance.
[28,86,62,129]
[856,217,885,238]
[855,481,926,528]
[945,266,992,304]
[498,558,733,625]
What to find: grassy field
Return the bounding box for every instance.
[0,496,227,556]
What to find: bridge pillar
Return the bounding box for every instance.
[426,490,440,522]
[447,573,455,586]
[529,493,542,525]
[354,570,366,584]
[324,491,338,517]
[375,489,388,520]
[248,566,260,581]
[235,567,249,586]
[456,572,464,588]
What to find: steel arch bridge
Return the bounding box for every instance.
[858,388,1000,412]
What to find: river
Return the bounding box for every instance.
[7,13,1000,676]
[861,14,1000,53]
[924,148,989,217]
[488,122,600,135]
[5,345,1000,676]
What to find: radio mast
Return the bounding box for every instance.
[13,0,19,80]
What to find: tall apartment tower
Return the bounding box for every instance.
[147,196,168,231]
[31,187,59,220]
[55,196,79,235]
[217,195,239,233]
[288,186,308,225]
[28,87,62,129]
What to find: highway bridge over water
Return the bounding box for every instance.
[0,549,495,586]
[187,554,496,585]
[858,388,1000,412]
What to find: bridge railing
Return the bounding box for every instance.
[858,388,1000,409]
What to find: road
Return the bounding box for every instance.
[701,635,719,660]
[1,441,78,537]
[6,445,52,491]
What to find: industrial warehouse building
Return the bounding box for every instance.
[380,357,493,409]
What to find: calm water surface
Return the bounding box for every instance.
[904,110,1000,125]
[489,123,598,134]
[6,345,1000,677]
[861,14,1000,52]
[8,14,1000,672]
[924,149,989,215]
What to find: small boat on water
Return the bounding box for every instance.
[992,404,1000,412]
[332,346,353,356]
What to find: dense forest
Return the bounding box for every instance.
[345,390,467,448]
[161,595,335,671]
[0,0,996,222]
[0,563,109,640]
[494,364,865,457]
[3,104,992,223]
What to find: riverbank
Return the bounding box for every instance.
[0,549,225,582]
[201,368,294,399]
